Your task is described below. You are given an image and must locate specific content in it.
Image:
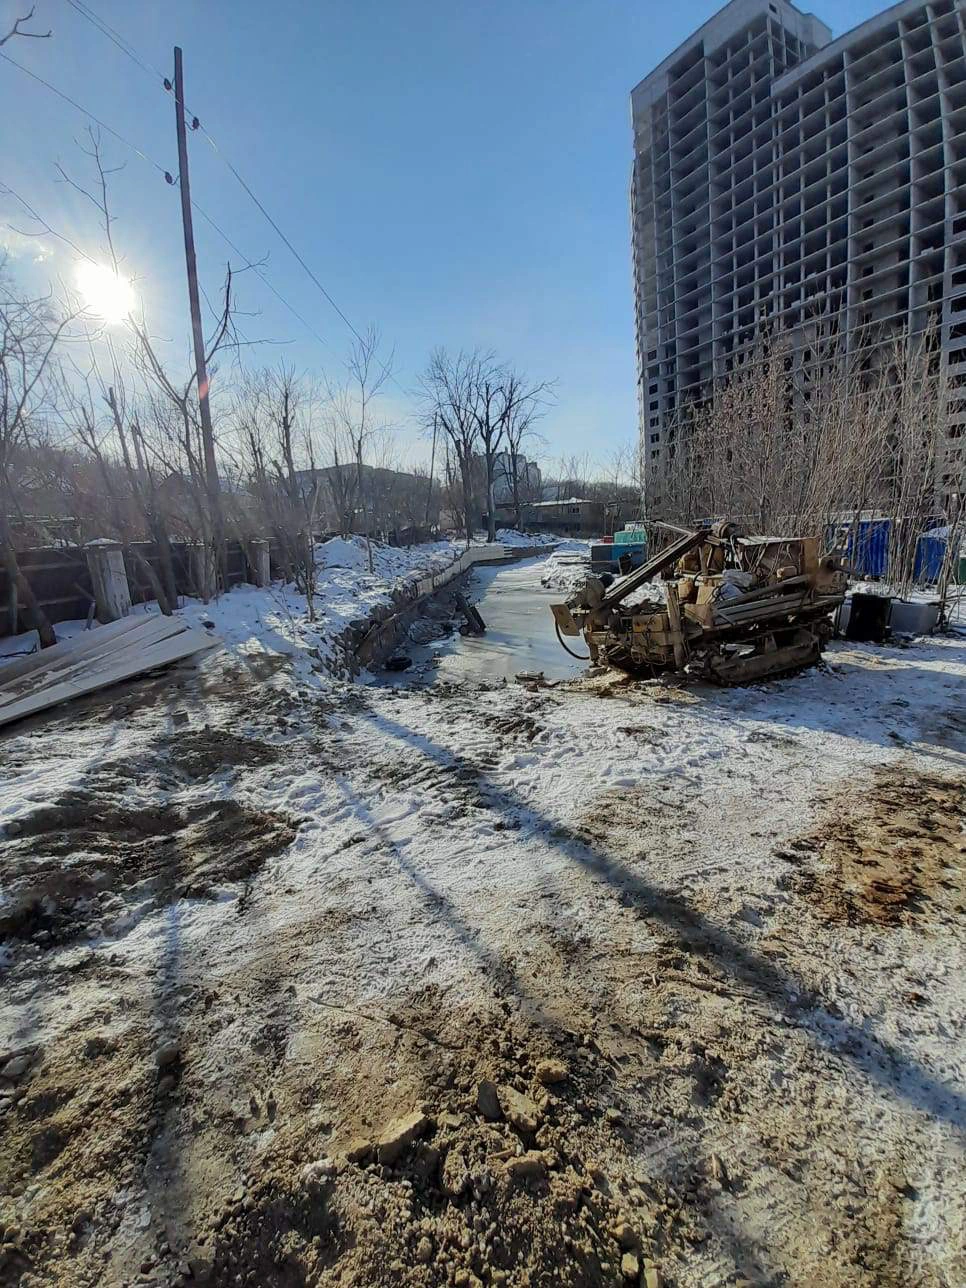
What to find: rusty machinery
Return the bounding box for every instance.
[550,521,847,684]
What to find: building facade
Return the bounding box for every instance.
[488,452,542,506]
[630,0,966,503]
[518,497,639,538]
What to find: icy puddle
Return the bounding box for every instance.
[419,557,585,684]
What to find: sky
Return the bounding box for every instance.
[0,0,889,470]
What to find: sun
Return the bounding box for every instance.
[75,261,136,325]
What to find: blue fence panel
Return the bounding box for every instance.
[833,519,891,578]
[914,535,947,582]
[831,519,948,583]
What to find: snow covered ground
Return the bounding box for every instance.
[538,540,591,593]
[0,535,465,684]
[1,552,964,1287]
[494,529,558,549]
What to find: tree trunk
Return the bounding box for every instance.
[2,536,56,648]
[125,543,173,616]
[485,455,497,543]
[154,523,179,608]
[510,456,522,530]
[459,455,474,546]
[7,575,17,639]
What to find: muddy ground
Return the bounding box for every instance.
[1,638,964,1288]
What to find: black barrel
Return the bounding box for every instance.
[846,592,892,642]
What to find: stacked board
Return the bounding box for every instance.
[0,615,218,729]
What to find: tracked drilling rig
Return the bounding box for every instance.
[550,522,847,684]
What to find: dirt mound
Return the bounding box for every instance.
[789,767,964,927]
[211,1038,676,1288]
[0,987,678,1288]
[0,1024,157,1286]
[163,727,279,779]
[1,794,298,945]
[185,995,688,1288]
[197,1107,641,1288]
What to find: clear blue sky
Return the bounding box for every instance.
[1,0,887,469]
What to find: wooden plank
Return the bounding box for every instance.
[0,627,217,728]
[0,616,154,685]
[665,582,687,670]
[601,528,706,610]
[713,597,809,626]
[0,618,192,720]
[0,615,184,695]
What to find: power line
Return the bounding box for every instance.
[197,122,412,399]
[1,181,299,375]
[65,0,165,83]
[0,49,332,351]
[59,0,384,362]
[189,205,333,350]
[12,6,403,394]
[197,128,368,350]
[0,49,167,176]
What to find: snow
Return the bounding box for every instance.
[2,549,965,1283]
[318,535,369,569]
[0,535,465,686]
[539,541,591,593]
[494,528,558,548]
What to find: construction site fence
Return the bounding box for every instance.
[0,536,287,639]
[0,536,510,641]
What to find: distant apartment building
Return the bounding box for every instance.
[630,0,966,504]
[519,498,630,539]
[474,451,542,506]
[496,452,542,504]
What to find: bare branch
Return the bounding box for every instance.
[0,7,51,47]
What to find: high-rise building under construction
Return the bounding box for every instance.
[630,0,966,503]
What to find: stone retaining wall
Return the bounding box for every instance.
[353,543,508,670]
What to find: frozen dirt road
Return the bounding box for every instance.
[1,565,964,1287]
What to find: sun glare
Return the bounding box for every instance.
[75,261,136,325]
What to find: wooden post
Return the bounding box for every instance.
[248,539,270,587]
[172,47,223,574]
[188,543,217,602]
[665,582,687,672]
[85,540,132,623]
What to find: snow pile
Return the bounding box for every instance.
[1,537,466,690]
[177,537,463,682]
[495,528,558,548]
[317,535,368,569]
[540,543,591,593]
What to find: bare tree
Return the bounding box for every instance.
[473,363,553,540]
[470,354,505,543]
[647,317,966,609]
[503,385,548,528]
[884,327,949,598]
[420,348,552,542]
[126,266,238,598]
[235,364,323,610]
[0,270,80,645]
[64,362,177,614]
[420,348,483,546]
[0,6,51,47]
[326,327,393,571]
[49,131,241,602]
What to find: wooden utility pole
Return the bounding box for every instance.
[172,46,222,542]
[424,411,438,527]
